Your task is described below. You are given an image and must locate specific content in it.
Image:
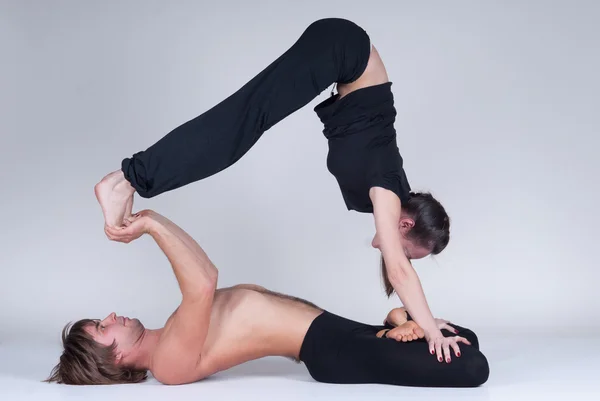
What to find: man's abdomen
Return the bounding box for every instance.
[199,287,322,376]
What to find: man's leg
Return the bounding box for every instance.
[300,311,489,388]
[96,18,371,227]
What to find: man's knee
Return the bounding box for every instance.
[458,328,480,350]
[461,349,490,387]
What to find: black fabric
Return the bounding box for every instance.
[121,18,371,199]
[314,83,411,212]
[120,18,412,213]
[299,311,489,388]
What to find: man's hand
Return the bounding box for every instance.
[104,210,154,244]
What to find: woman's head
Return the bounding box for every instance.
[376,191,450,296]
[399,191,450,254]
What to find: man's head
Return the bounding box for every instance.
[372,192,450,296]
[45,312,148,385]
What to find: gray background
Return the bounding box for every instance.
[1,0,598,343]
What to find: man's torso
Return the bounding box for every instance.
[154,285,323,381]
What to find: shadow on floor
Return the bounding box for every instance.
[208,357,312,381]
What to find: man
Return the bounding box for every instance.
[46,210,489,387]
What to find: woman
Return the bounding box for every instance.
[95,18,456,364]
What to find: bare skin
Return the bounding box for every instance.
[90,285,322,383]
[96,210,468,385]
[337,45,389,98]
[94,170,135,228]
[376,307,424,341]
[375,307,460,342]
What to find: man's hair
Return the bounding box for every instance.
[44,319,148,385]
[380,192,450,297]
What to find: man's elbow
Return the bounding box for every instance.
[184,272,218,299]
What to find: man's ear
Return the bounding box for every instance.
[114,351,123,364]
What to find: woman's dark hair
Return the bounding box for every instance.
[381,191,450,297]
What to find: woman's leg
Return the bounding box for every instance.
[121,18,371,199]
[96,18,371,227]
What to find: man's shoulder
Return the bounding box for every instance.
[149,337,207,385]
[150,364,206,385]
[147,303,210,385]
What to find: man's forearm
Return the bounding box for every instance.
[149,213,211,259]
[146,215,218,299]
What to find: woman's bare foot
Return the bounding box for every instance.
[94,170,136,228]
[377,321,425,342]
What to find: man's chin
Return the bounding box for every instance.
[129,318,143,329]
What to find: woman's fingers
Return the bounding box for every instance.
[455,336,472,346]
[442,323,459,334]
[435,339,443,362]
[450,340,462,358]
[443,340,452,363]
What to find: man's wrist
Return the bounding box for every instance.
[143,215,162,235]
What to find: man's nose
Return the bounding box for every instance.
[102,312,117,324]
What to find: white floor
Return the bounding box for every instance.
[1,334,598,401]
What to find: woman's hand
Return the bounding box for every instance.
[435,318,459,334]
[425,327,471,363]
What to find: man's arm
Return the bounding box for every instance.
[146,212,218,297]
[135,211,218,384]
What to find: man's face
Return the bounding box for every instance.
[84,312,145,358]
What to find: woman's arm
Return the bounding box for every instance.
[369,187,448,356]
